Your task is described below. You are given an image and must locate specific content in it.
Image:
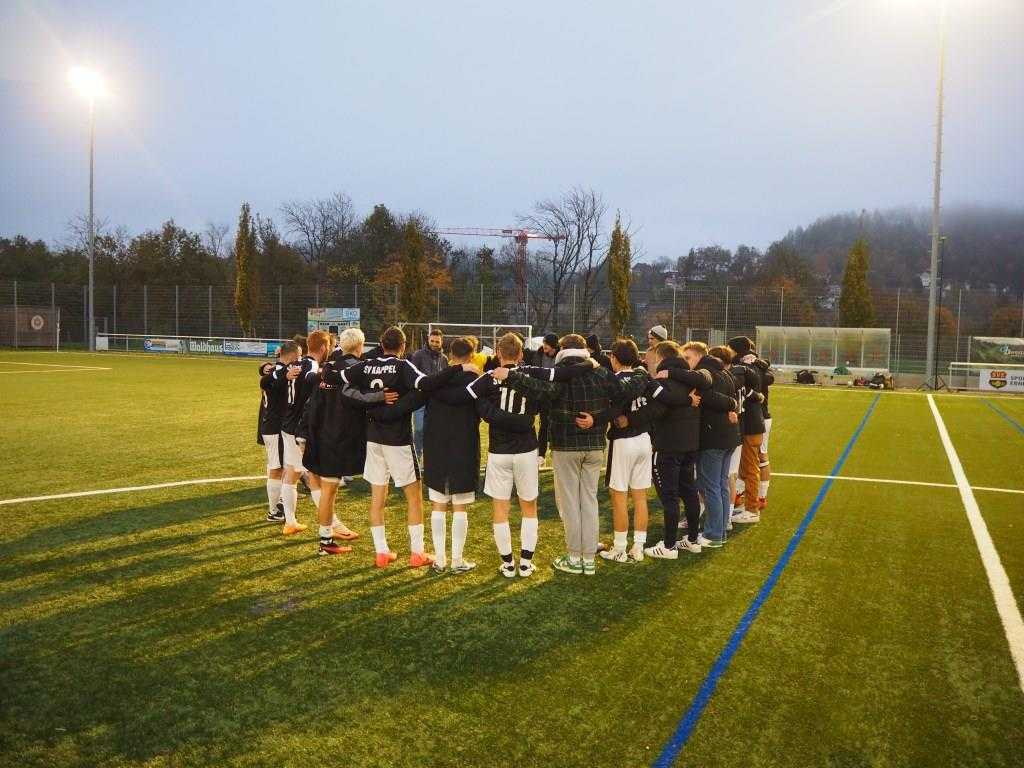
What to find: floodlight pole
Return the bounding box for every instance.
[924,2,947,388]
[86,97,96,351]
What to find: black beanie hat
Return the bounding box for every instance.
[543,333,559,349]
[728,336,754,356]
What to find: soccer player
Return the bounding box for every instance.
[326,326,475,568]
[278,330,331,535]
[496,334,648,576]
[303,328,395,556]
[600,339,654,562]
[726,337,766,524]
[695,345,741,547]
[259,342,300,525]
[468,333,550,578]
[535,333,559,464]
[402,336,489,573]
[644,341,713,557]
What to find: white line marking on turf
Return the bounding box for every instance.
[773,472,1023,495]
[0,476,265,506]
[1,472,1020,507]
[0,361,111,370]
[927,394,1024,691]
[0,368,112,374]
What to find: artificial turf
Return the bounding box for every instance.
[1,352,1022,767]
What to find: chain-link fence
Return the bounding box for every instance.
[2,279,1021,376]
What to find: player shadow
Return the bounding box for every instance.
[2,476,742,766]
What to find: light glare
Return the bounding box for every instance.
[68,66,105,100]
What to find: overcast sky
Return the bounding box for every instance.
[1,0,1021,260]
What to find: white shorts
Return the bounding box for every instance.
[364,442,420,488]
[263,433,283,471]
[281,432,306,472]
[484,450,539,501]
[607,433,652,492]
[760,418,772,456]
[729,444,742,475]
[428,486,476,506]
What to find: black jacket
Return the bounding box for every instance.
[751,357,774,420]
[730,363,766,436]
[409,345,448,376]
[694,355,741,451]
[301,352,386,478]
[650,358,713,454]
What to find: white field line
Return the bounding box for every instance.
[0,476,265,506]
[0,368,112,374]
[1,470,1021,507]
[0,361,110,371]
[774,472,1024,495]
[927,394,1024,691]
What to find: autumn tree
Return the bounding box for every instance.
[607,214,632,338]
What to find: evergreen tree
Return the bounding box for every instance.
[607,214,632,338]
[838,238,875,327]
[398,222,430,322]
[233,203,259,337]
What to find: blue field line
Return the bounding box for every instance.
[984,400,1024,435]
[652,393,881,768]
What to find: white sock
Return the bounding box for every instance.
[371,525,388,554]
[409,523,425,555]
[430,511,446,565]
[735,478,745,496]
[266,478,282,512]
[493,521,513,558]
[759,480,769,498]
[613,530,628,552]
[311,488,321,508]
[331,513,341,527]
[633,529,648,547]
[520,517,538,558]
[452,511,469,563]
[281,483,298,525]
[318,524,332,539]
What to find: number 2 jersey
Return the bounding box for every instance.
[326,355,427,446]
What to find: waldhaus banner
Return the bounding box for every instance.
[968,336,1024,364]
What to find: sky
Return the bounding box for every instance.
[1,0,1022,260]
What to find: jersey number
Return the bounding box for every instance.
[499,387,526,415]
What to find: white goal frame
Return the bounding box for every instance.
[947,361,1024,392]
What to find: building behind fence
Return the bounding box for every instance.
[2,278,1022,376]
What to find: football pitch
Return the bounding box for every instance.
[1,352,1022,768]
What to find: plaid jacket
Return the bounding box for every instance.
[507,356,648,451]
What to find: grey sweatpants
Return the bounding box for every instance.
[551,449,604,558]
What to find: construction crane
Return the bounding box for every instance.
[435,227,563,304]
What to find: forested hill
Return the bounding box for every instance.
[781,205,1024,293]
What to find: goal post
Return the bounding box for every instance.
[425,322,533,354]
[947,362,1024,392]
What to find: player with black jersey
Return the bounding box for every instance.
[276,331,329,535]
[468,333,598,578]
[323,325,475,568]
[600,339,654,563]
[259,342,300,524]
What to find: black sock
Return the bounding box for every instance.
[520,549,533,561]
[501,553,514,564]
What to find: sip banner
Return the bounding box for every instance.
[969,337,1024,365]
[979,368,1024,392]
[224,340,280,357]
[144,337,182,353]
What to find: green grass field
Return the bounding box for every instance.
[1,352,1022,768]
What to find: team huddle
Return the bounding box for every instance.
[256,323,774,576]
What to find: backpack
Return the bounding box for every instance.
[796,369,817,385]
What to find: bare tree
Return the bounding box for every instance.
[518,187,608,331]
[203,221,230,258]
[279,192,356,281]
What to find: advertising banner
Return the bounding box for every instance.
[979,368,1024,392]
[224,340,279,357]
[307,307,360,333]
[969,337,1024,365]
[144,337,182,353]
[186,339,225,355]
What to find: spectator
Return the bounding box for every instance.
[408,328,447,457]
